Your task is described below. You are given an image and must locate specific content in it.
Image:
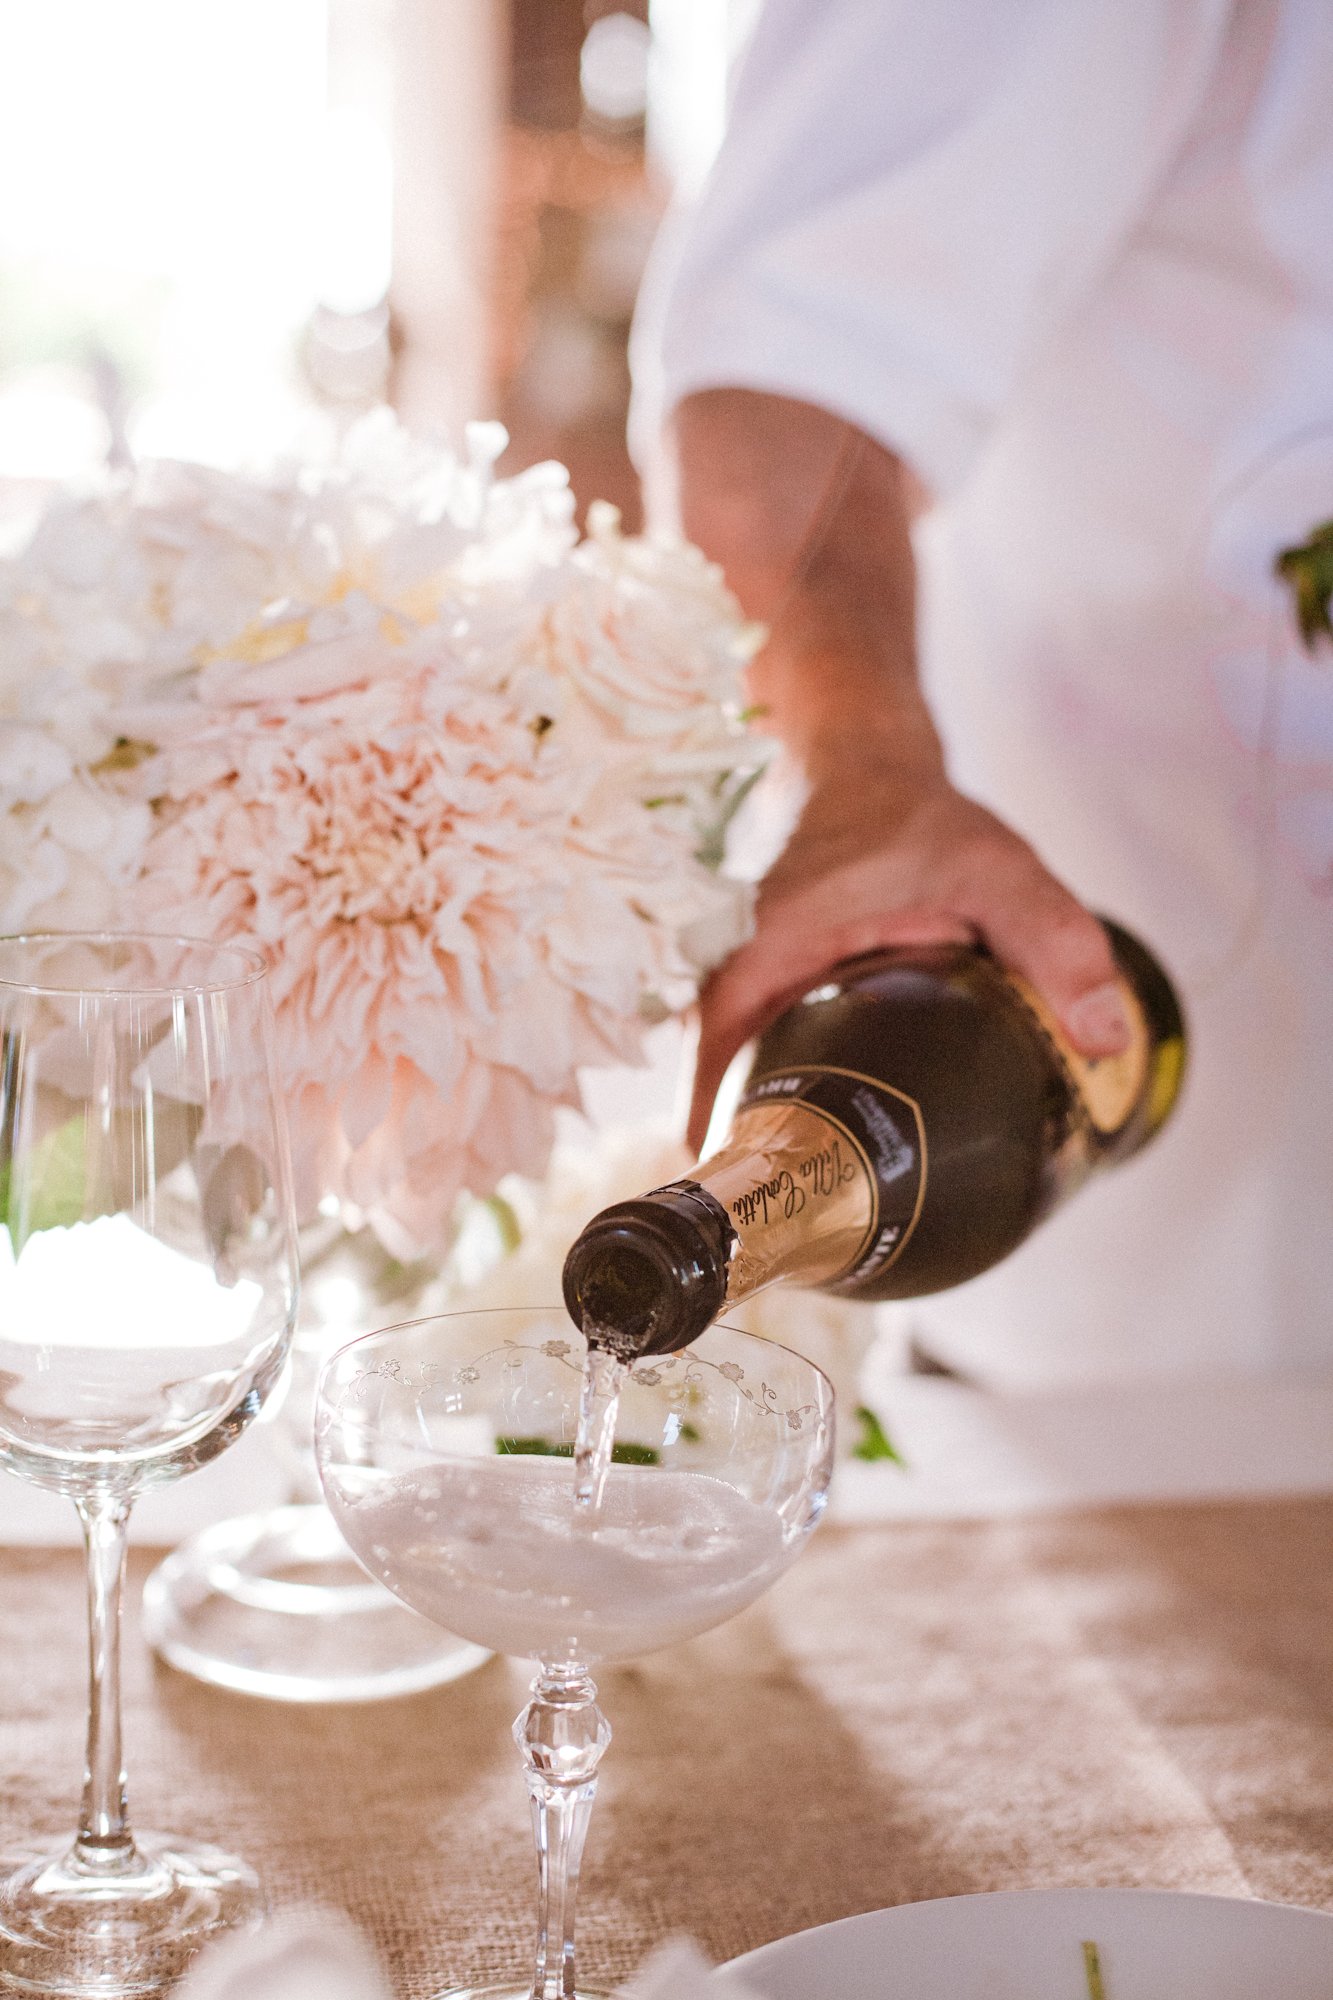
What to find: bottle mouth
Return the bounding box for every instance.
[560,1193,731,1357]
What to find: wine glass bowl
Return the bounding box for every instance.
[0,932,299,1998]
[316,1306,834,2000]
[0,933,294,1488]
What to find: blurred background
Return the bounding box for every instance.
[0,0,758,526]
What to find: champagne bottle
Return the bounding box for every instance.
[561,921,1185,1356]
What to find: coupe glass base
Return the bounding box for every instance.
[141,1503,493,1704]
[0,1832,261,1997]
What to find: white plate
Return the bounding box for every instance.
[721,1888,1333,1999]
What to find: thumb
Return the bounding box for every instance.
[978,891,1131,1059]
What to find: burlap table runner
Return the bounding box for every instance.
[1,1498,1330,1995]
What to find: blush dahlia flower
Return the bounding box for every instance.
[1,415,762,1254]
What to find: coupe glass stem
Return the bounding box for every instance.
[74,1488,138,1873]
[515,1665,611,2000]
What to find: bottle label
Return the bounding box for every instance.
[705,1066,926,1296]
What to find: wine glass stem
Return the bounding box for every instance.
[74,1489,136,1872]
[516,1666,611,2000]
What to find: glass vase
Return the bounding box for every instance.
[141,1218,491,1703]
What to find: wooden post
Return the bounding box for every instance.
[390,0,506,435]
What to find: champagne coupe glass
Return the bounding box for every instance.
[315,1306,835,2000]
[0,933,299,1998]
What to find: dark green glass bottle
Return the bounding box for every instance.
[561,921,1185,1356]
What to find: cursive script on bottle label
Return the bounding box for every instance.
[741,1067,926,1293]
[696,1064,928,1299]
[699,1100,877,1296]
[730,1130,859,1231]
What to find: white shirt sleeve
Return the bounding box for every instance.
[633,0,1231,497]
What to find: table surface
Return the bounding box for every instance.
[1,1497,1330,1997]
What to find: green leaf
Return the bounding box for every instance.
[483,1193,524,1256]
[851,1404,905,1465]
[496,1435,569,1457]
[0,1115,88,1240]
[494,1436,662,1466]
[1082,1940,1106,2000]
[605,1441,660,1466]
[1275,522,1333,653]
[694,760,768,870]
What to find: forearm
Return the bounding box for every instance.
[670,388,944,780]
[666,386,1125,1141]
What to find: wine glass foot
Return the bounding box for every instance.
[429,1987,614,1998]
[0,1832,262,1997]
[142,1503,493,1703]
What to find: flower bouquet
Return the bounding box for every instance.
[0,412,765,1696]
[1,414,760,1251]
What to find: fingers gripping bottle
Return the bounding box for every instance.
[562,922,1185,1357]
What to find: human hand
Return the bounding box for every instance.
[667,389,1129,1151]
[687,755,1130,1152]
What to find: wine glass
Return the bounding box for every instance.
[0,932,299,1998]
[315,1305,835,2000]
